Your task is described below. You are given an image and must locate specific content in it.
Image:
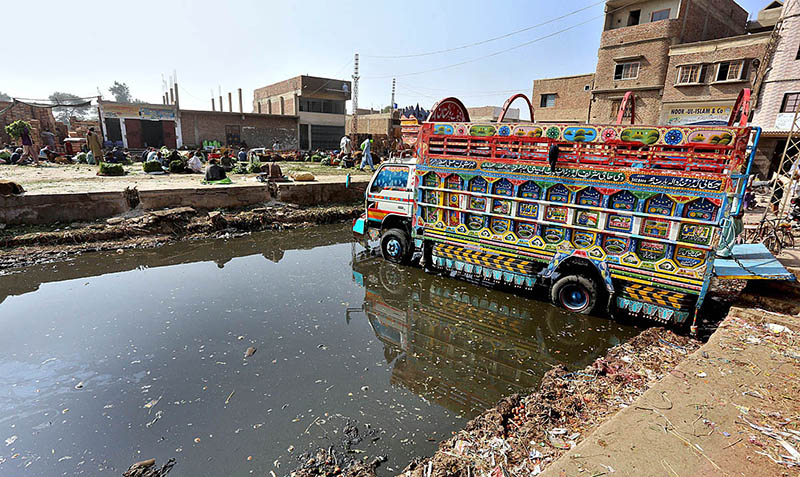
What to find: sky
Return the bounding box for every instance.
[0,0,770,117]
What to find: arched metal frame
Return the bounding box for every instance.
[727,88,751,128]
[615,91,635,125]
[497,93,535,123]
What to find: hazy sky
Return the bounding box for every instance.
[0,0,769,115]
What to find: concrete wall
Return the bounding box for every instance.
[138,186,270,211]
[179,110,298,149]
[276,179,368,206]
[532,74,594,123]
[0,191,130,225]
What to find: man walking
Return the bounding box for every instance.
[20,124,39,166]
[359,134,374,172]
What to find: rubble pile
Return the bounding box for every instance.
[400,327,700,477]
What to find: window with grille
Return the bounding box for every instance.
[676,64,703,84]
[715,61,744,81]
[614,62,639,80]
[781,93,800,113]
[540,94,556,108]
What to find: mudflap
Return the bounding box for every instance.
[352,215,367,236]
[542,251,615,294]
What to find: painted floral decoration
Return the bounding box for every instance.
[546,127,560,139]
[664,129,683,145]
[498,125,511,136]
[456,126,467,135]
[601,128,617,141]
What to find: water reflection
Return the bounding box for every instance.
[349,247,629,416]
[0,226,638,476]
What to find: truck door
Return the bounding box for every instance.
[367,164,413,225]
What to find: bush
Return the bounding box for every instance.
[247,161,262,174]
[143,161,163,173]
[169,160,185,173]
[4,120,31,139]
[98,162,124,176]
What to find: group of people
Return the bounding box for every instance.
[338,134,375,171]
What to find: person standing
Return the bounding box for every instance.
[359,134,374,171]
[339,135,352,169]
[20,124,39,166]
[87,127,103,163]
[237,147,247,163]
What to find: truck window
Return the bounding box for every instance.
[370,165,409,193]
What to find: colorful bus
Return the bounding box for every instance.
[353,90,792,332]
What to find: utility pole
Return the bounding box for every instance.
[351,53,359,141]
[391,78,396,114]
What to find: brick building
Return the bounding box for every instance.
[253,75,351,150]
[98,101,180,149]
[180,110,298,149]
[590,0,748,124]
[532,73,595,123]
[345,111,400,137]
[660,32,770,127]
[750,0,800,176]
[466,106,520,122]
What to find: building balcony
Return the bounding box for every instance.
[600,19,682,48]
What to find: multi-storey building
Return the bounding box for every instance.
[253,75,351,150]
[750,0,800,176]
[590,0,748,124]
[532,73,595,123]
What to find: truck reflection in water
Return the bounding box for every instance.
[349,246,635,417]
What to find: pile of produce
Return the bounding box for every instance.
[98,162,125,176]
[143,161,164,173]
[4,120,31,138]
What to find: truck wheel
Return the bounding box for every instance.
[381,228,412,264]
[550,274,599,315]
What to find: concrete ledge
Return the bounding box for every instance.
[276,179,368,206]
[0,191,129,225]
[138,185,270,210]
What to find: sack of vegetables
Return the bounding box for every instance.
[98,162,125,176]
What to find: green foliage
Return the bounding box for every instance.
[168,160,185,173]
[109,81,133,103]
[4,120,31,138]
[320,158,331,166]
[0,150,10,160]
[143,161,164,173]
[75,152,87,163]
[232,162,248,174]
[98,162,125,176]
[49,92,91,124]
[247,161,263,174]
[311,153,324,162]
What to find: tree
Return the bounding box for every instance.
[381,105,393,113]
[0,91,10,102]
[49,92,92,124]
[109,81,133,103]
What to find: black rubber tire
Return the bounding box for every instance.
[550,274,600,315]
[380,228,412,264]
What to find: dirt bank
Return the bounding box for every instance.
[0,203,362,270]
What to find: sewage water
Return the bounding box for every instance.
[0,224,640,476]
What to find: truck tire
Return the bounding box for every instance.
[550,274,600,315]
[381,228,412,264]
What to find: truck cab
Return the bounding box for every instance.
[353,160,416,263]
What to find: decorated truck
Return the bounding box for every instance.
[353,90,793,332]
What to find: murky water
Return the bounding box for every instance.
[0,225,639,475]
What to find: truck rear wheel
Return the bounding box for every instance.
[550,274,599,315]
[380,228,412,264]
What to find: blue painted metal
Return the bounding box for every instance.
[733,127,761,216]
[352,217,367,235]
[713,243,795,280]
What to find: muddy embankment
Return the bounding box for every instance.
[289,326,702,477]
[0,203,362,270]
